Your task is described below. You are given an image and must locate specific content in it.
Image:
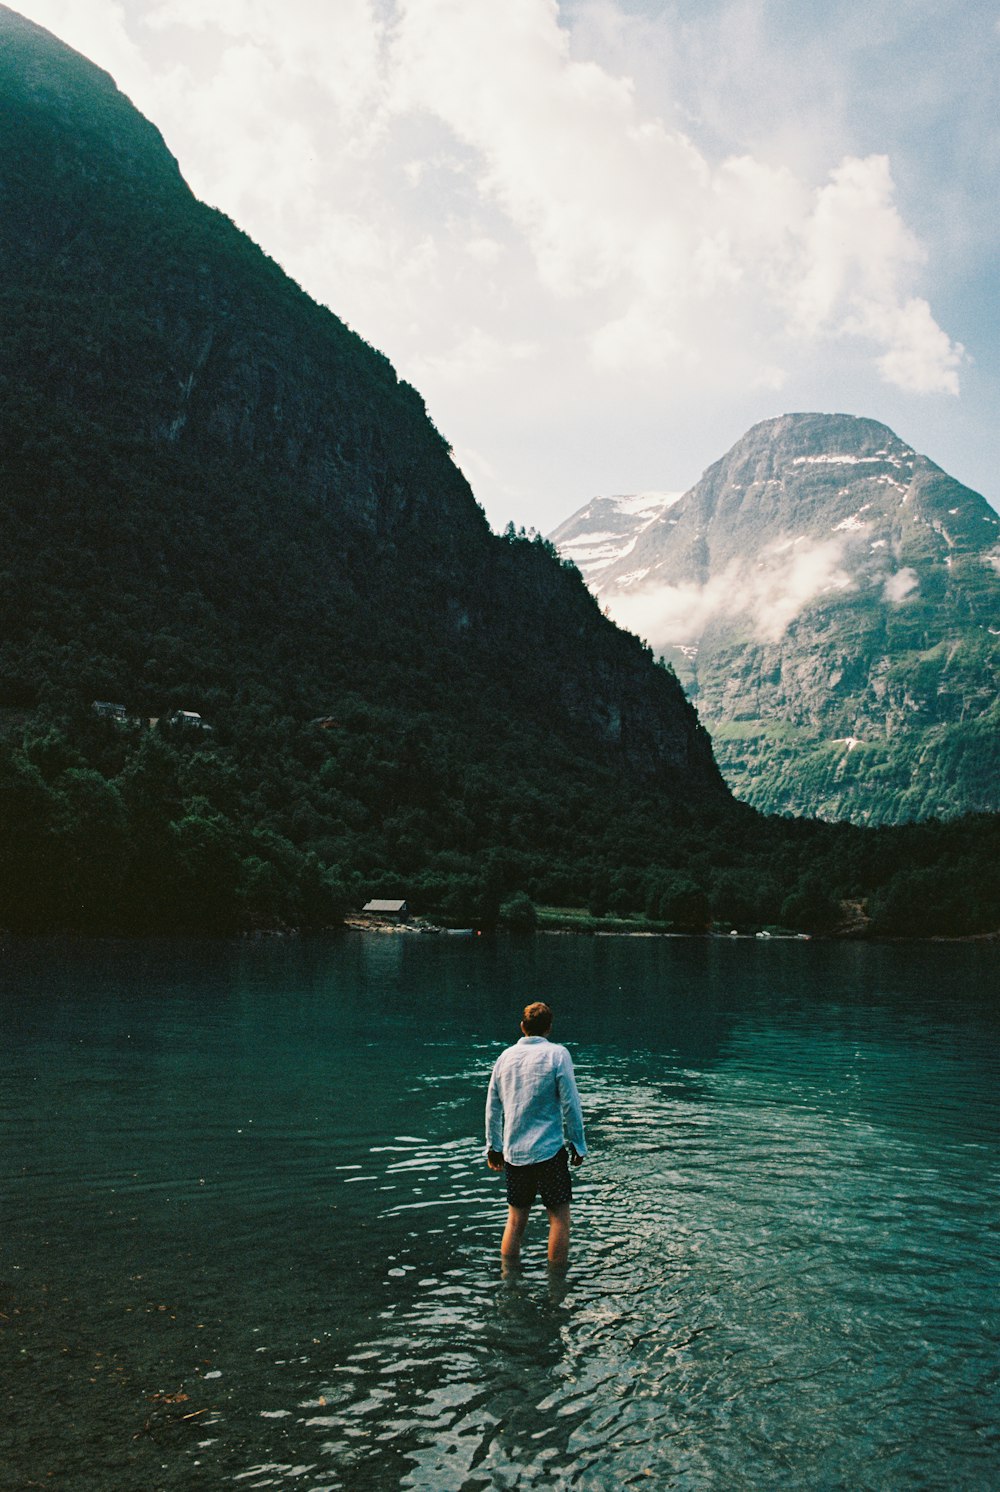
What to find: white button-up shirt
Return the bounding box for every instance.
[485,1035,587,1166]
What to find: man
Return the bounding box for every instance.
[485,1001,587,1267]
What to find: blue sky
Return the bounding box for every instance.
[15,0,1000,530]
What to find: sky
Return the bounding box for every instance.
[12,0,1000,532]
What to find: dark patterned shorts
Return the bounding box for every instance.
[505,1147,572,1211]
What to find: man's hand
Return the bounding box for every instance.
[569,1147,584,1167]
[487,1148,504,1172]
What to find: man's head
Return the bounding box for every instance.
[521,1001,553,1036]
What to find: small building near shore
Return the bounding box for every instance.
[92,700,127,721]
[168,709,211,731]
[361,899,409,922]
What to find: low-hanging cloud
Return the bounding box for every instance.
[606,537,854,649]
[882,567,919,603]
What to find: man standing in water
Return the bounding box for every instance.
[485,1002,587,1267]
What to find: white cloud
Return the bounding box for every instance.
[145,0,386,119]
[589,302,682,373]
[411,327,540,384]
[607,536,853,648]
[390,0,705,300]
[388,2,962,394]
[873,299,964,395]
[464,236,506,266]
[790,156,964,394]
[883,567,920,603]
[751,364,788,392]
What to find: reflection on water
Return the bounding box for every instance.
[1,934,998,1490]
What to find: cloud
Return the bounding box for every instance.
[791,156,964,394]
[11,0,985,530]
[15,2,965,402]
[410,327,540,384]
[389,1,962,394]
[873,300,964,396]
[791,156,922,334]
[882,567,920,603]
[145,0,386,120]
[391,0,704,299]
[607,536,853,648]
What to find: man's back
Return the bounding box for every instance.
[486,1034,586,1166]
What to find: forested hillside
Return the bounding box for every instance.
[1,6,997,939]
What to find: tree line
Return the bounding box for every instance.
[2,692,997,938]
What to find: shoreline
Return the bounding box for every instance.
[2,919,997,946]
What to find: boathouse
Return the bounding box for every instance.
[361,899,409,922]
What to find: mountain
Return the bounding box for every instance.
[0,0,722,781]
[552,414,1000,824]
[2,10,997,941]
[0,5,739,932]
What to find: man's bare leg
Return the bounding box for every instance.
[501,1204,531,1264]
[546,1204,571,1267]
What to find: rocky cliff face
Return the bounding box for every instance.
[0,5,722,796]
[553,414,1000,822]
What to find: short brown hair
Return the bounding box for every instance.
[521,1001,553,1035]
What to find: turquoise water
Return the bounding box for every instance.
[1,933,998,1490]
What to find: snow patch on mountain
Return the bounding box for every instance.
[549,490,682,583]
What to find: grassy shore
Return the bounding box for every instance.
[536,905,693,936]
[533,905,816,938]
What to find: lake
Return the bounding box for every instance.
[1,933,998,1491]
